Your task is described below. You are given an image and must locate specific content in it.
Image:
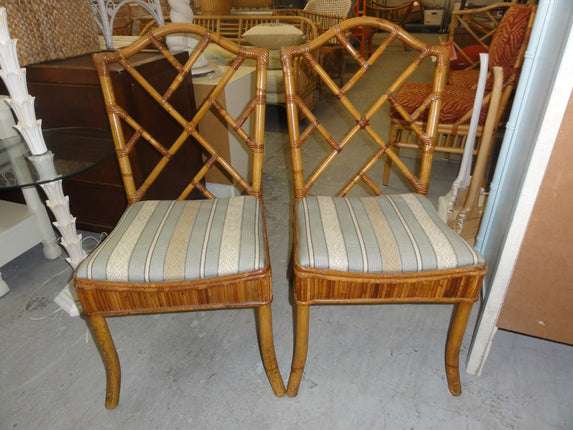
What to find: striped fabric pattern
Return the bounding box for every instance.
[449,5,533,89]
[392,83,487,125]
[296,194,484,273]
[488,5,532,82]
[76,196,266,283]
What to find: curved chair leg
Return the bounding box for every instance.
[286,303,310,397]
[445,302,474,396]
[89,315,121,409]
[257,304,286,397]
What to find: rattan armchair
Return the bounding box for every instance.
[280,16,486,397]
[383,4,536,190]
[74,23,285,408]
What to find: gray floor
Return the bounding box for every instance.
[1,34,572,429]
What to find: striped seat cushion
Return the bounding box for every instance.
[296,194,484,273]
[76,196,266,283]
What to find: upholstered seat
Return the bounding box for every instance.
[76,196,265,284]
[391,83,488,126]
[296,194,483,274]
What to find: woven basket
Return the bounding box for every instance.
[2,0,99,66]
[199,0,232,15]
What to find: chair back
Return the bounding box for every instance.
[447,3,536,78]
[303,0,352,18]
[281,16,449,197]
[487,4,535,85]
[92,23,269,204]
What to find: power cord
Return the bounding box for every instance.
[23,231,108,320]
[23,265,72,320]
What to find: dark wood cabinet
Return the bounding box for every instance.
[3,52,202,232]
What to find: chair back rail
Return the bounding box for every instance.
[366,0,424,27]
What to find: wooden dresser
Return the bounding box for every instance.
[1,51,202,232]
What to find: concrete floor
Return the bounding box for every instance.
[1,34,572,429]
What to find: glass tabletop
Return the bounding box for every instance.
[0,127,115,190]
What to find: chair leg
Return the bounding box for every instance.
[88,315,121,409]
[383,124,401,186]
[286,303,310,397]
[257,304,286,397]
[445,302,474,396]
[383,146,400,186]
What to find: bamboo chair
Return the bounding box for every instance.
[445,2,514,71]
[382,3,536,188]
[280,16,487,397]
[74,23,286,408]
[347,0,370,58]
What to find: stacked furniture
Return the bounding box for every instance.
[139,14,319,110]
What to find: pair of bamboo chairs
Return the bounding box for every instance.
[75,17,486,408]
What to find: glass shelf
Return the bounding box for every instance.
[0,127,114,190]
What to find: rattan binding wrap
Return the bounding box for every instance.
[293,265,485,304]
[1,0,99,66]
[78,270,272,316]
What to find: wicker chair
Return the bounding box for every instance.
[275,0,351,87]
[75,23,285,408]
[280,16,487,397]
[383,4,536,190]
[361,0,424,55]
